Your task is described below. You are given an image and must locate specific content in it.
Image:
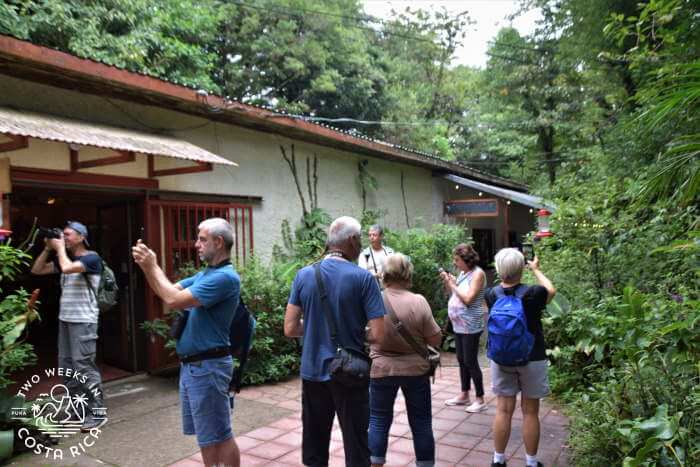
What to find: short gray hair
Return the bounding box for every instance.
[369,224,384,236]
[327,216,361,247]
[495,248,525,282]
[199,218,234,252]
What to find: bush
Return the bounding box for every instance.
[237,257,300,385]
[538,177,700,464]
[385,224,469,323]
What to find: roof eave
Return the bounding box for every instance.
[0,34,526,191]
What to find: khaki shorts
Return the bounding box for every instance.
[490,360,550,399]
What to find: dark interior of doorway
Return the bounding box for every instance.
[7,186,147,396]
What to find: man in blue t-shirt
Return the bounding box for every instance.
[133,218,241,467]
[31,221,106,432]
[285,216,385,467]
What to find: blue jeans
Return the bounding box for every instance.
[180,356,234,447]
[369,376,434,466]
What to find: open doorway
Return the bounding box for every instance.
[7,185,146,396]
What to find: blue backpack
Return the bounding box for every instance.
[487,285,534,366]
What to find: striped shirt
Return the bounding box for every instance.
[447,267,486,334]
[59,253,102,324]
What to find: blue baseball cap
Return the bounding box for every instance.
[66,221,90,246]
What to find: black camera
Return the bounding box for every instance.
[37,227,63,239]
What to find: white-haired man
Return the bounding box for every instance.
[285,216,386,467]
[486,248,556,467]
[132,218,241,467]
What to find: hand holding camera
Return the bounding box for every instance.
[132,239,157,270]
[438,267,455,286]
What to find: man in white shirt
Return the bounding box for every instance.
[358,225,394,280]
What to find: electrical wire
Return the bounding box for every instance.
[228,0,457,44]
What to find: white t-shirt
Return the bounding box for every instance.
[358,245,394,274]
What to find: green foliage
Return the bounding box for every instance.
[0,0,222,91]
[0,242,39,391]
[275,208,330,265]
[237,257,299,385]
[385,224,468,319]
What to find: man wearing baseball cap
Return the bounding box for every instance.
[31,220,107,431]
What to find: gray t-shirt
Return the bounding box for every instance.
[58,253,102,324]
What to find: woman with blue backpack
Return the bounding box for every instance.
[485,248,556,467]
[440,243,488,413]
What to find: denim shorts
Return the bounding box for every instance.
[180,356,234,447]
[490,359,550,399]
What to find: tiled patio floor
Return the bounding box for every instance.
[170,357,570,466]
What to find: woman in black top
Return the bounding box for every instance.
[485,248,556,467]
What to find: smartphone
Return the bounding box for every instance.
[522,242,534,261]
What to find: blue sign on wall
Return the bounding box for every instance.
[445,199,499,217]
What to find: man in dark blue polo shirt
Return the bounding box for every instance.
[133,218,240,467]
[285,216,385,467]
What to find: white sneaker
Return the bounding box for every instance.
[465,401,487,413]
[444,396,469,406]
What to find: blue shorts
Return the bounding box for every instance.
[179,356,234,447]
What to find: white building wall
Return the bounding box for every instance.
[0,74,444,258]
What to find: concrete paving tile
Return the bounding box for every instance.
[188,452,203,462]
[244,426,287,441]
[439,432,482,450]
[391,437,417,452]
[276,399,302,410]
[246,440,296,460]
[389,422,411,437]
[235,435,265,451]
[436,444,471,463]
[463,412,493,426]
[239,453,271,465]
[457,449,495,466]
[269,416,302,431]
[275,450,303,465]
[276,431,303,447]
[433,417,463,431]
[384,449,416,465]
[453,420,492,437]
[434,407,469,421]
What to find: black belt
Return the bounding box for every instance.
[179,347,231,364]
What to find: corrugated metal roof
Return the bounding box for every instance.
[0,106,237,166]
[444,174,555,211]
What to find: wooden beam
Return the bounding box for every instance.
[71,148,136,170]
[0,135,28,153]
[149,160,213,177]
[12,167,158,189]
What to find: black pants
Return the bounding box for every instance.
[302,378,370,467]
[454,332,484,397]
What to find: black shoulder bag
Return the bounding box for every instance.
[382,294,441,380]
[313,262,371,388]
